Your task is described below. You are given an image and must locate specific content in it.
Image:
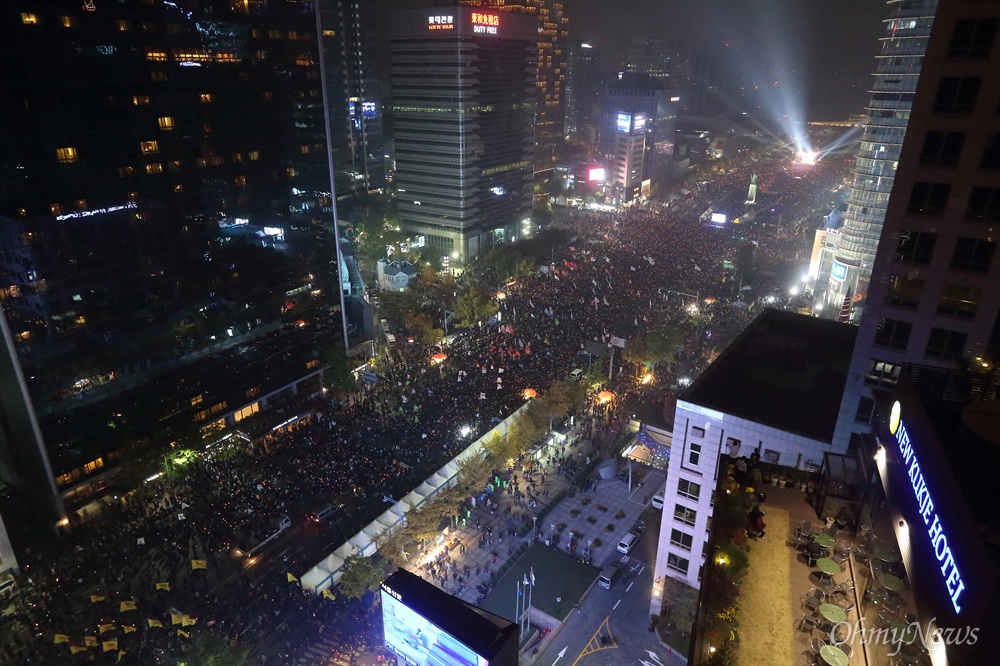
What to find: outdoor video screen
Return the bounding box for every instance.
[381,588,488,666]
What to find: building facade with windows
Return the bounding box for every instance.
[389,7,536,262]
[1,0,347,525]
[566,41,603,144]
[599,73,677,198]
[653,309,856,590]
[832,2,1000,449]
[815,0,938,321]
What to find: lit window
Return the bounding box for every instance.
[61,16,75,27]
[118,166,135,177]
[146,50,168,62]
[158,116,174,130]
[139,141,159,155]
[200,93,213,103]
[74,199,87,211]
[300,145,310,154]
[117,19,129,31]
[50,203,63,215]
[191,394,203,406]
[21,13,39,25]
[262,91,273,101]
[174,184,183,193]
[286,167,297,177]
[133,95,150,106]
[674,504,696,527]
[56,147,78,163]
[677,479,700,501]
[249,151,259,161]
[234,175,246,186]
[145,163,163,174]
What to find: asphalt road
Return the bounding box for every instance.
[533,541,685,666]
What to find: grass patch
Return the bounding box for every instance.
[736,507,793,666]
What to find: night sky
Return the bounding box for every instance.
[570,0,888,120]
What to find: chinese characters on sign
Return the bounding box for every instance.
[428,15,454,30]
[471,12,499,34]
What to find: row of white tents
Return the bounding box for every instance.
[300,403,529,594]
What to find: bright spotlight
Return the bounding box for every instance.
[789,286,799,296]
[459,425,471,437]
[797,150,818,165]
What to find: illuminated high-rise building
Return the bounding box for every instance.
[833,0,1000,449]
[389,6,536,261]
[0,0,350,525]
[566,41,603,144]
[817,0,938,320]
[626,37,676,81]
[319,0,386,202]
[461,0,568,171]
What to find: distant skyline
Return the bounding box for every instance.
[570,0,887,120]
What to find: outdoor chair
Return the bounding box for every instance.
[801,588,824,611]
[797,613,819,634]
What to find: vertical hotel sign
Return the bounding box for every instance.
[888,401,966,613]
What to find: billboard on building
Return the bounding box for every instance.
[831,260,848,281]
[588,167,605,181]
[710,213,727,224]
[616,113,632,133]
[382,586,486,666]
[632,114,646,134]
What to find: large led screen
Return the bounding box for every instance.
[382,588,487,666]
[710,213,727,224]
[616,113,632,133]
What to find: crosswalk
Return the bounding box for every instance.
[294,636,352,666]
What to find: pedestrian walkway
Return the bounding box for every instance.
[405,418,661,612]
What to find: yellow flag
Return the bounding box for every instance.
[190,559,207,570]
[177,629,190,638]
[103,639,118,652]
[147,618,163,628]
[70,645,88,654]
[182,616,198,627]
[90,595,105,603]
[54,634,70,644]
[322,589,336,601]
[119,600,137,612]
[155,582,171,591]
[286,572,298,583]
[118,650,126,663]
[98,623,116,634]
[123,626,137,634]
[171,613,185,625]
[84,636,98,647]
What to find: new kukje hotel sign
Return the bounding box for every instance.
[888,401,966,613]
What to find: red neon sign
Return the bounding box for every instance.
[471,13,500,27]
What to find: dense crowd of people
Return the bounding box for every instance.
[0,155,847,665]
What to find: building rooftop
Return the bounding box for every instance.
[680,308,857,443]
[382,568,516,660]
[382,260,418,277]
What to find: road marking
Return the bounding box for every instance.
[620,555,630,564]
[626,581,634,592]
[613,598,621,610]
